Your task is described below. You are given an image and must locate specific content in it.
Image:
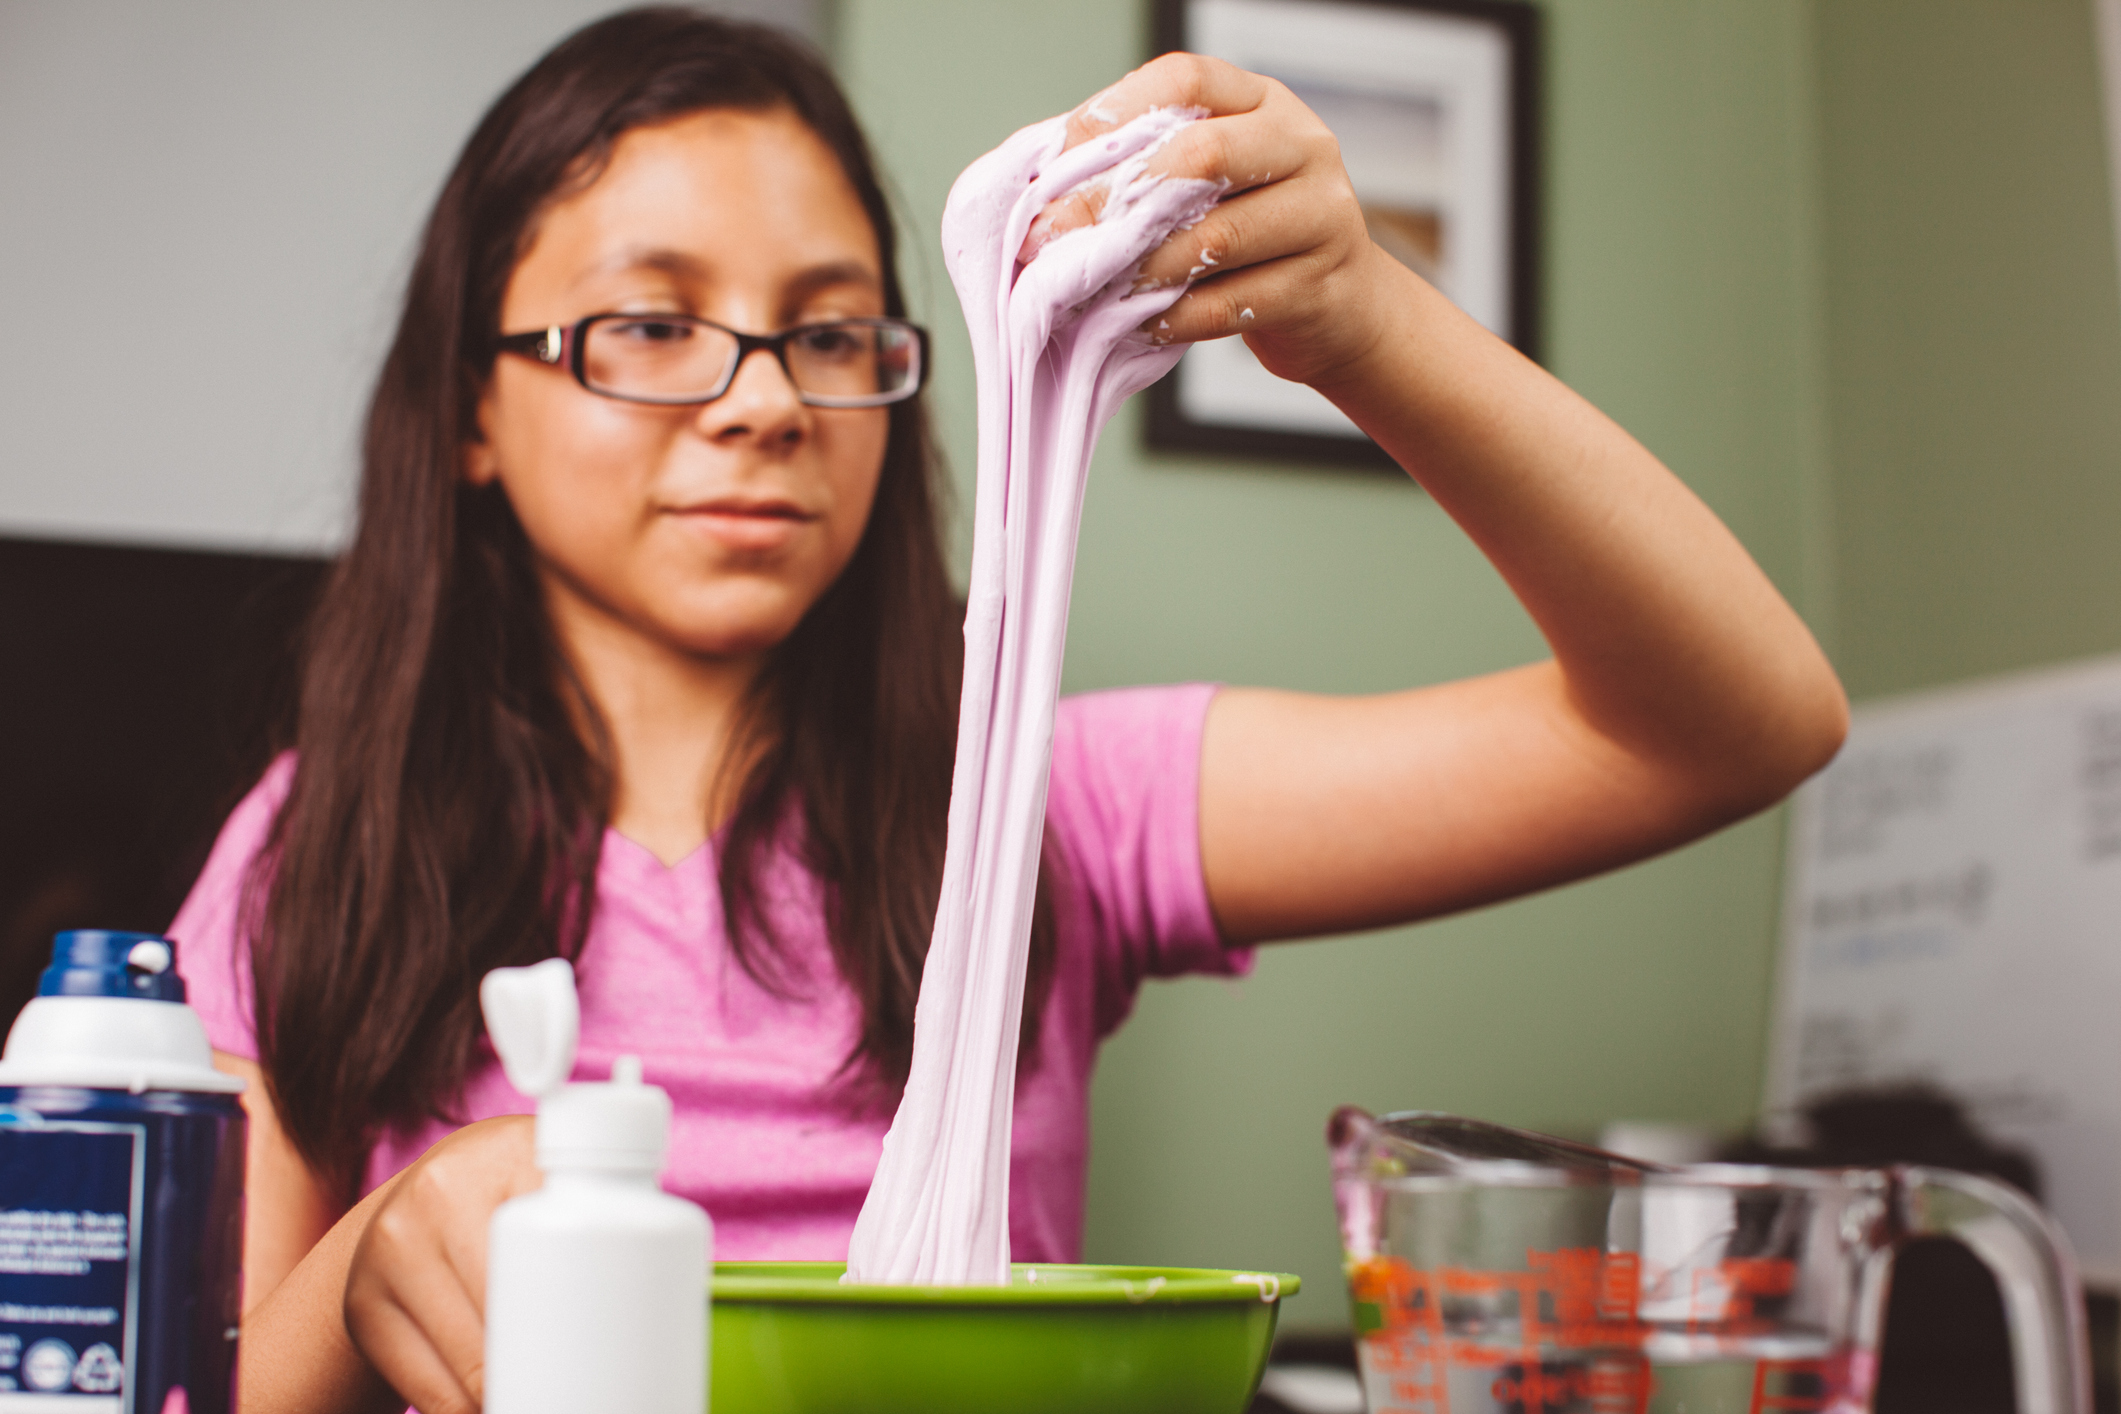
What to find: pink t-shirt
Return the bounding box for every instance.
[168,682,1245,1262]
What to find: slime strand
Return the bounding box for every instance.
[844,107,1220,1286]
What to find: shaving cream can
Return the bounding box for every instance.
[0,931,246,1414]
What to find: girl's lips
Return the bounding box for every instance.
[665,498,817,551]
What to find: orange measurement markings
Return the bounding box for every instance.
[1350,1251,1658,1414]
[1686,1257,1798,1331]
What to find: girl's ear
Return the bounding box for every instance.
[462,385,501,485]
[462,436,501,486]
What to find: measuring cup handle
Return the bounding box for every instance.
[1898,1165,2094,1414]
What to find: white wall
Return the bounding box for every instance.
[0,0,824,554]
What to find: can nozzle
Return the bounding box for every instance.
[39,930,187,1002]
[126,939,173,975]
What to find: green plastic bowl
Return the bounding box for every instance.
[709,1262,1300,1414]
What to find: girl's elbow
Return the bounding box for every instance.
[1799,676,1853,778]
[1784,653,1851,779]
[1736,667,1850,814]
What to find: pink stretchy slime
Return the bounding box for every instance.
[843,108,1221,1285]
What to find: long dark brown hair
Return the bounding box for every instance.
[248,8,1051,1189]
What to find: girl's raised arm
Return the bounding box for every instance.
[1038,56,1847,943]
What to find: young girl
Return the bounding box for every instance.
[168,9,1847,1412]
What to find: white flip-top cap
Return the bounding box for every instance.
[480,959,579,1099]
[480,961,670,1175]
[536,1056,670,1173]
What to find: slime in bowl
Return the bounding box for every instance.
[708,1262,1300,1414]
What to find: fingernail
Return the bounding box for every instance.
[1019,212,1054,264]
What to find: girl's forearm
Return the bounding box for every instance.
[239,1176,402,1414]
[1309,252,1846,803]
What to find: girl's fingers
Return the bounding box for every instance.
[1131,162,1354,292]
[1019,54,1384,375]
[1147,241,1404,389]
[1149,259,1299,346]
[387,1243,491,1398]
[348,1297,481,1414]
[1022,189,1102,261]
[1021,55,1294,260]
[345,1198,490,1408]
[1138,91,1325,198]
[1063,53,1273,150]
[341,1116,537,1411]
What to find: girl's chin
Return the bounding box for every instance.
[653,590,824,661]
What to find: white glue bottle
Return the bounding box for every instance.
[480,958,711,1414]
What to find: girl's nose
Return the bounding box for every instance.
[694,343,810,448]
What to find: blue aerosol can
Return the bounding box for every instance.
[0,931,246,1414]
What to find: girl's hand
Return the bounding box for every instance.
[342,1116,539,1414]
[1021,53,1388,389]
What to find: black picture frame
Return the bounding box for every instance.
[1145,0,1542,472]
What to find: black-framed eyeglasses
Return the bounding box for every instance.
[495,313,929,408]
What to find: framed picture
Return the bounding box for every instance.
[1146,0,1541,472]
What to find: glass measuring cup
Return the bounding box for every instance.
[1328,1108,2091,1414]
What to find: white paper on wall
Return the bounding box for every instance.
[1768,651,2121,1284]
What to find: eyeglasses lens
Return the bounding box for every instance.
[582,318,734,403]
[785,323,919,404]
[580,318,917,406]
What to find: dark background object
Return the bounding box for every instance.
[1721,1087,2113,1414]
[0,534,325,1031]
[1248,1330,1360,1414]
[1144,0,1542,472]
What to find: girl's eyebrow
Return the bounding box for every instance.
[590,247,711,282]
[585,249,881,301]
[781,261,884,326]
[784,259,882,300]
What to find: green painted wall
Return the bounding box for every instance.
[1817,0,2121,701]
[830,0,1884,1331]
